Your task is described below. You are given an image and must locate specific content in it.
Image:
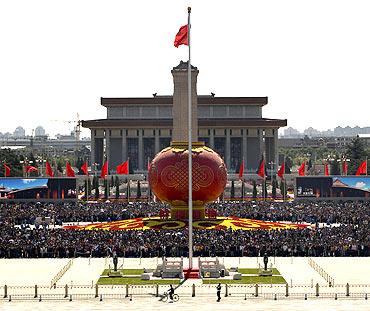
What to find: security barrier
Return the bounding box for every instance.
[308,258,335,286]
[50,259,74,288]
[1,282,370,301]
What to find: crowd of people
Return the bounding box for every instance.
[1,201,165,225]
[0,200,369,258]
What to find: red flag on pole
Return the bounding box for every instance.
[26,165,38,173]
[147,158,151,171]
[238,160,244,180]
[298,162,305,176]
[100,161,108,178]
[116,160,129,175]
[342,160,348,175]
[66,162,75,177]
[81,162,89,176]
[356,160,367,175]
[324,163,329,176]
[174,24,188,48]
[4,164,10,177]
[45,161,54,177]
[277,163,285,179]
[257,159,265,178]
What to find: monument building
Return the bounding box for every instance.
[82,61,287,174]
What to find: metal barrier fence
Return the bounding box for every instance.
[308,257,335,286]
[50,259,74,288]
[1,283,369,301]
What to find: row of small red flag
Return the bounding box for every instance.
[2,160,130,178]
[238,159,367,179]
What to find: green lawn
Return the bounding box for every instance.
[202,275,287,285]
[101,269,144,276]
[97,277,180,285]
[238,268,281,275]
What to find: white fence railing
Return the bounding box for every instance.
[1,282,370,301]
[308,257,335,286]
[50,259,74,288]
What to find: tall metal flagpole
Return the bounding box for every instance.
[187,7,193,270]
[283,155,286,202]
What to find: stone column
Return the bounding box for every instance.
[90,129,95,168]
[243,129,247,171]
[171,61,199,142]
[105,129,110,173]
[259,129,264,160]
[274,129,279,175]
[122,129,127,161]
[154,129,160,153]
[209,128,215,149]
[138,129,143,170]
[226,128,231,169]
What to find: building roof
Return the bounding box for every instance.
[82,118,287,129]
[100,96,268,107]
[172,60,198,70]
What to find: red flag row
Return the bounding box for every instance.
[236,159,367,178]
[2,158,367,177]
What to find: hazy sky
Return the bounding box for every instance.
[1,0,369,137]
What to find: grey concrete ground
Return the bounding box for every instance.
[0,257,369,310]
[1,298,370,311]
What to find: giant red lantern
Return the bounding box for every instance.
[148,142,227,220]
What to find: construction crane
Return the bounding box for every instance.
[50,113,82,152]
[50,113,81,139]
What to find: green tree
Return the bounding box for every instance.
[137,180,141,199]
[27,152,38,177]
[87,177,92,197]
[104,178,109,199]
[241,180,245,200]
[94,176,100,199]
[110,175,114,188]
[263,180,267,199]
[115,176,120,199]
[280,180,286,199]
[230,180,235,199]
[330,158,341,175]
[76,157,84,175]
[148,183,152,201]
[346,137,367,175]
[272,178,277,199]
[0,148,23,176]
[84,179,88,200]
[29,152,36,166]
[126,179,130,201]
[57,158,64,174]
[252,180,257,199]
[285,156,293,174]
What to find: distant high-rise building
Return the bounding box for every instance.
[35,126,46,137]
[303,127,320,137]
[283,127,301,138]
[13,126,25,138]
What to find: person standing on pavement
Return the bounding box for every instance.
[216,283,221,302]
[168,284,175,303]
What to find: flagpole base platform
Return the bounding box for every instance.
[170,204,205,220]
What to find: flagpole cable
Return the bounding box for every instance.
[187,6,193,270]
